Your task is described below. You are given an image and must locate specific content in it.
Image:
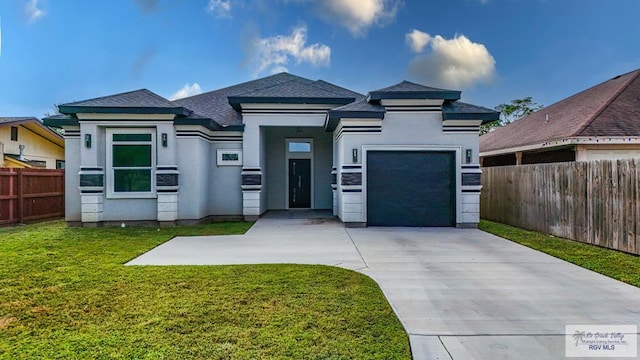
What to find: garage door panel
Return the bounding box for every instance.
[367,151,455,227]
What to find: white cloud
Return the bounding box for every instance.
[249,25,331,76]
[206,0,232,18]
[169,83,203,100]
[25,0,45,23]
[405,29,431,53]
[317,0,400,37]
[407,33,496,89]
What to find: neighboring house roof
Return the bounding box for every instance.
[369,81,461,101]
[0,117,64,147]
[3,154,47,168]
[480,68,640,154]
[0,117,39,124]
[58,89,191,116]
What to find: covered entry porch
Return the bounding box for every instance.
[241,123,334,220]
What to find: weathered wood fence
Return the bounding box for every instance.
[481,159,640,255]
[0,168,64,225]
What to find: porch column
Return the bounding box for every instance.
[242,123,263,221]
[156,124,178,225]
[331,166,338,216]
[79,124,104,226]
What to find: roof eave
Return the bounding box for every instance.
[324,110,386,132]
[228,96,356,110]
[443,111,500,123]
[58,105,191,116]
[368,90,461,101]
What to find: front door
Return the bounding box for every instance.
[289,159,311,208]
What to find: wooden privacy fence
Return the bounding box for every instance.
[0,168,64,225]
[481,159,640,255]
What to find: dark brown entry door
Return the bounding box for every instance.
[289,159,311,208]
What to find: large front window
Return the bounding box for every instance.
[107,129,155,197]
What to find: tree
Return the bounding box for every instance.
[480,97,543,135]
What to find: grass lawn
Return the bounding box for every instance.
[479,220,640,288]
[0,221,410,359]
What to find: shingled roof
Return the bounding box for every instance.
[480,68,640,153]
[0,117,40,125]
[46,72,496,132]
[174,73,363,127]
[369,81,461,101]
[58,89,191,116]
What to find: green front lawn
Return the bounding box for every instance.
[479,220,640,288]
[0,221,410,359]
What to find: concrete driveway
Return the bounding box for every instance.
[128,214,640,359]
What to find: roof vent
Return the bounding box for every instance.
[545,114,550,123]
[18,144,26,161]
[612,75,622,80]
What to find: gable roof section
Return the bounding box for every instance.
[227,78,358,109]
[481,69,640,153]
[58,89,191,116]
[176,73,363,125]
[173,73,300,127]
[325,99,386,131]
[368,81,461,101]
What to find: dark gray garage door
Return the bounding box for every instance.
[367,151,455,227]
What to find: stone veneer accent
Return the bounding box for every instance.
[156,173,179,187]
[242,174,262,186]
[462,173,481,186]
[79,174,104,188]
[341,172,362,186]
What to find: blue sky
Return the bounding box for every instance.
[1,0,639,117]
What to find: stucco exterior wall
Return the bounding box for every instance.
[177,137,210,220]
[335,110,481,226]
[209,141,243,216]
[64,134,81,222]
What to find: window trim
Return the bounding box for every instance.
[216,149,242,166]
[106,128,156,199]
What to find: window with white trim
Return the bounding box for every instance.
[107,129,155,198]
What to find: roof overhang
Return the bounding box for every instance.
[44,114,243,132]
[368,90,461,101]
[443,111,500,123]
[58,105,192,116]
[324,110,386,132]
[228,96,356,110]
[480,136,640,157]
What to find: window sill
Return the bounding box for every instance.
[106,192,157,200]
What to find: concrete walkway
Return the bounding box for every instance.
[127,215,640,359]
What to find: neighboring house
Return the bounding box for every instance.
[480,68,640,167]
[0,117,65,169]
[44,73,498,227]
